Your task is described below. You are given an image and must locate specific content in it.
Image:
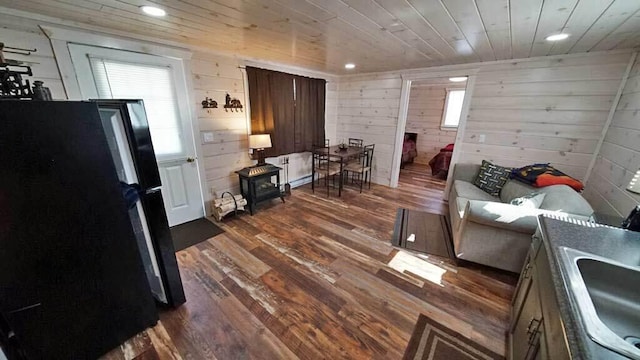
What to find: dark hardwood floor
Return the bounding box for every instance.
[102,163,517,360]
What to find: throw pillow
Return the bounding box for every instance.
[510,192,546,209]
[511,163,584,191]
[473,160,511,196]
[536,173,584,191]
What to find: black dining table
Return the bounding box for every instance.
[312,145,365,196]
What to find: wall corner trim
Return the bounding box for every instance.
[583,51,638,186]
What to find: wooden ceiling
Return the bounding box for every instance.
[2,0,640,74]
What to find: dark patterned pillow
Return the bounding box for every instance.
[473,160,511,196]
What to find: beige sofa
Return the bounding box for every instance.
[448,163,594,273]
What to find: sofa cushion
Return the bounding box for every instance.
[452,180,497,230]
[473,160,511,196]
[455,196,470,221]
[510,192,546,209]
[466,200,540,233]
[452,164,481,183]
[453,180,497,202]
[499,179,537,203]
[537,185,594,216]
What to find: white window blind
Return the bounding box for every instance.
[89,57,183,156]
[442,89,465,129]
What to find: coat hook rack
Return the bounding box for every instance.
[201,97,218,109]
[223,93,243,112]
[1,42,49,100]
[0,42,37,57]
[1,42,37,65]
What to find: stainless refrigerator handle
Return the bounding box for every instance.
[145,186,162,195]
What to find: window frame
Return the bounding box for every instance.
[441,88,466,131]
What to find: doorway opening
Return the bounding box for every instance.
[398,76,469,188]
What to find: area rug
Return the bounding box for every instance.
[403,314,504,360]
[170,217,224,252]
[392,209,455,260]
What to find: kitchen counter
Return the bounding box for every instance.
[537,215,640,359]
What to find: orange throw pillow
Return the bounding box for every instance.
[535,173,584,191]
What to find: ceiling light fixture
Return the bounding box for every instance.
[140,5,166,17]
[345,63,356,69]
[449,76,468,82]
[545,33,569,42]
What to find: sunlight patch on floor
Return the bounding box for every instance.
[388,250,447,286]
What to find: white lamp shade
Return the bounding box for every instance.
[249,134,272,149]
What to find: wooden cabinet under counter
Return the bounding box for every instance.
[509,232,570,360]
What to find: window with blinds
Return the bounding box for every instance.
[89,58,183,156]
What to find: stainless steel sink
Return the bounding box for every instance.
[559,246,640,359]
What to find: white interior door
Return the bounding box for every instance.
[69,44,203,226]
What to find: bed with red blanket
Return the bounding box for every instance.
[428,144,454,179]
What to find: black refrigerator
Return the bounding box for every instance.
[0,100,181,359]
[93,99,185,308]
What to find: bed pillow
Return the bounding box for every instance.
[473,160,511,196]
[510,192,546,209]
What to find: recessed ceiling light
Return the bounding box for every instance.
[140,5,166,17]
[345,63,356,69]
[545,33,569,42]
[449,76,467,82]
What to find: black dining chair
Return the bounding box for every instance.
[348,138,364,147]
[312,143,341,196]
[345,138,364,167]
[344,144,375,193]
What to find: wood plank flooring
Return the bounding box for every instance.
[101,163,517,359]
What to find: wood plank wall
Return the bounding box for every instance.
[461,52,631,180]
[0,13,65,98]
[3,13,634,213]
[405,82,463,164]
[190,55,339,210]
[336,76,403,184]
[1,14,337,214]
[582,57,640,216]
[337,51,633,186]
[190,52,253,203]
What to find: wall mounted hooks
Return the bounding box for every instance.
[1,42,37,59]
[223,93,243,112]
[201,97,217,109]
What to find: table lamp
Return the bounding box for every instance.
[249,134,272,166]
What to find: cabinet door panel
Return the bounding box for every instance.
[511,253,533,330]
[534,329,548,360]
[511,278,542,360]
[536,246,571,360]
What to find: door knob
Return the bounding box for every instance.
[186,157,196,163]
